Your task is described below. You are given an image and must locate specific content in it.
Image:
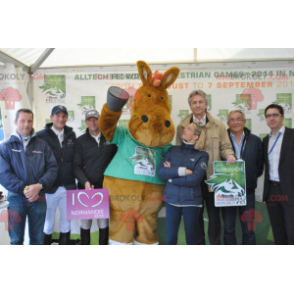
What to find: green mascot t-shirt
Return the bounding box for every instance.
[104,127,171,185]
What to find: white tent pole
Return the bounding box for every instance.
[30,48,55,73]
[0,50,29,72]
[194,48,197,62]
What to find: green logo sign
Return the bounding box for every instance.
[78,96,96,113]
[257,109,265,121]
[217,109,229,122]
[178,110,189,120]
[68,111,75,122]
[233,94,250,111]
[284,118,292,128]
[273,93,292,112]
[206,161,246,207]
[78,120,87,133]
[40,75,66,103]
[245,119,251,130]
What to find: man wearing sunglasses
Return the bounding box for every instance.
[263,104,294,245]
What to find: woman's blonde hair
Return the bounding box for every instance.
[192,122,208,151]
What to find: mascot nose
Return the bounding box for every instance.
[165,120,171,128]
[141,115,149,123]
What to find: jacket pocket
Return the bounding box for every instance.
[211,136,219,149]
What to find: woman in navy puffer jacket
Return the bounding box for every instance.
[158,122,209,245]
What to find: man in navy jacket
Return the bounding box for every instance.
[0,109,58,245]
[223,110,263,245]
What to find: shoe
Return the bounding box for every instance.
[59,231,70,245]
[80,228,90,245]
[99,227,109,245]
[43,233,52,245]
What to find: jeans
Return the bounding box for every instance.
[7,192,47,245]
[222,190,256,245]
[196,182,221,245]
[166,203,201,245]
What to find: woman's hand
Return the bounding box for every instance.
[185,169,193,175]
[164,161,171,168]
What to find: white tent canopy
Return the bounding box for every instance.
[1,48,294,72]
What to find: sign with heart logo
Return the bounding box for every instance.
[67,189,109,220]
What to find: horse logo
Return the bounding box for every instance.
[205,173,245,197]
[130,147,156,177]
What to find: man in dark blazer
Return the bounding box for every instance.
[263,104,294,245]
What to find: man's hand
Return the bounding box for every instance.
[85,181,94,190]
[24,184,42,202]
[227,154,237,165]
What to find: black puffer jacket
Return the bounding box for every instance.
[73,129,117,189]
[227,127,263,190]
[36,123,76,193]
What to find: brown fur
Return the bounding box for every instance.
[100,61,180,244]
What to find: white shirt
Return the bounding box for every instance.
[268,125,285,182]
[193,114,206,126]
[90,132,101,146]
[51,126,64,147]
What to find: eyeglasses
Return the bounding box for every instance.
[228,118,244,123]
[265,113,282,119]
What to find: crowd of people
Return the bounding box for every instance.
[0,89,293,245]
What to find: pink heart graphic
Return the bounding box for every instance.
[77,192,104,208]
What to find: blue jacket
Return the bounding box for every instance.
[0,134,58,194]
[157,142,209,206]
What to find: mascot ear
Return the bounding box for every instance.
[137,61,153,86]
[160,67,180,89]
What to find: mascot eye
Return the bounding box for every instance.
[148,94,151,97]
[161,97,164,100]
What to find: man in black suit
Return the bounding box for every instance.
[263,104,294,245]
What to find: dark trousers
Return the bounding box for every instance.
[266,182,294,245]
[222,190,256,245]
[166,203,201,245]
[196,182,221,245]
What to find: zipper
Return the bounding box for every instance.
[25,140,33,186]
[61,130,73,185]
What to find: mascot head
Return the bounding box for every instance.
[128,61,180,147]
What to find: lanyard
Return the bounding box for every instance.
[268,132,281,155]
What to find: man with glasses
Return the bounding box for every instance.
[263,104,294,245]
[223,110,263,245]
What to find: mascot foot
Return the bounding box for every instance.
[109,239,134,245]
[134,239,159,245]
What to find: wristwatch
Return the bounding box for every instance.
[39,183,43,190]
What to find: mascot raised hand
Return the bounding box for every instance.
[99,61,180,245]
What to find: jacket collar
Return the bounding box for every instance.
[227,127,251,139]
[86,128,105,140]
[179,112,217,129]
[10,130,36,143]
[45,123,73,136]
[181,140,195,150]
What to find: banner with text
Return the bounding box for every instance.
[30,64,294,202]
